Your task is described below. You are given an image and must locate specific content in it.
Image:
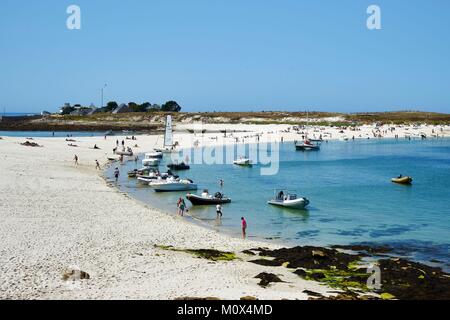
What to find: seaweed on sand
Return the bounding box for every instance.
[249,245,450,300]
[155,245,237,261]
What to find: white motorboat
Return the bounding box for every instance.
[233,157,252,166]
[137,176,157,184]
[149,178,197,192]
[144,151,163,159]
[142,157,161,166]
[267,190,310,209]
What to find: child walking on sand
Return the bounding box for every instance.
[74,155,78,165]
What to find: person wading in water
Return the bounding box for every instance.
[241,217,247,239]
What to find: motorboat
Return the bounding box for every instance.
[295,111,321,151]
[391,176,413,185]
[142,157,161,167]
[186,190,231,205]
[137,176,158,184]
[233,157,252,166]
[137,170,178,182]
[267,190,310,209]
[116,149,133,156]
[167,162,190,170]
[144,151,163,159]
[128,168,151,178]
[149,177,198,192]
[295,140,320,151]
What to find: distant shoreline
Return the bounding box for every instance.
[1,111,449,132]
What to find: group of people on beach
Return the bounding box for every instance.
[175,196,247,239]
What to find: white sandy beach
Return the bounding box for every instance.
[1,123,449,300]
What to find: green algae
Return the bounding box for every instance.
[298,267,370,292]
[155,245,237,261]
[380,293,396,300]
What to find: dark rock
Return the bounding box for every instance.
[175,297,221,300]
[255,246,361,270]
[249,259,283,267]
[378,258,450,300]
[294,269,307,278]
[242,250,256,256]
[62,269,90,281]
[302,290,324,298]
[254,272,284,287]
[309,272,326,280]
[240,296,258,300]
[20,141,42,147]
[331,244,393,255]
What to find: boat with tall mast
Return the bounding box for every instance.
[155,115,177,153]
[295,111,321,151]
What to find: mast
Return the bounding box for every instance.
[163,115,173,148]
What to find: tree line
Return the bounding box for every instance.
[60,100,181,115]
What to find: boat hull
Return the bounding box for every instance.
[150,182,198,192]
[142,159,160,166]
[167,164,190,170]
[233,159,252,166]
[186,194,231,205]
[295,145,320,151]
[391,177,413,185]
[268,198,310,209]
[116,151,133,156]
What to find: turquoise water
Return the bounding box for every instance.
[109,138,450,269]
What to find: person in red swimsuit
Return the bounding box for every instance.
[241,217,247,239]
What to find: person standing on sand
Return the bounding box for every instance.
[177,197,186,216]
[116,139,119,146]
[241,217,247,239]
[95,160,100,170]
[114,167,120,182]
[74,155,78,165]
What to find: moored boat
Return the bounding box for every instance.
[233,157,252,166]
[167,162,190,170]
[186,191,231,205]
[142,157,161,167]
[295,140,320,151]
[116,150,133,156]
[391,176,413,185]
[267,190,310,209]
[149,178,198,192]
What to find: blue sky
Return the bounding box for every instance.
[1,0,449,113]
